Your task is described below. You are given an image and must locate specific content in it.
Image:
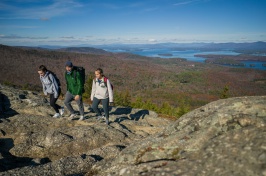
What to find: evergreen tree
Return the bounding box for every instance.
[220,85,229,99]
[122,90,131,107]
[176,99,190,117]
[83,73,94,101]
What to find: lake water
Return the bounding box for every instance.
[104,48,266,70]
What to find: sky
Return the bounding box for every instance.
[0,0,266,46]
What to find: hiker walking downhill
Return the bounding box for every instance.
[64,61,85,121]
[38,65,64,118]
[91,68,114,125]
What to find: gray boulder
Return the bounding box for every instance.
[98,96,266,176]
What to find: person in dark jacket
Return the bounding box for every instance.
[64,61,84,120]
[38,65,64,118]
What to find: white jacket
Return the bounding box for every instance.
[90,77,113,102]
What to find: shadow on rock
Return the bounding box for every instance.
[0,92,18,119]
[0,138,51,172]
[111,107,132,115]
[129,110,149,121]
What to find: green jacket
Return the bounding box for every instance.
[65,70,83,96]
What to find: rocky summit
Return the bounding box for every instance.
[0,84,265,176]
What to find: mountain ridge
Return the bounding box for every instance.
[9,41,266,51]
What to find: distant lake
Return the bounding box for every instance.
[104,48,266,70]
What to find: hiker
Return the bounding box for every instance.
[38,65,64,118]
[91,68,114,125]
[64,61,85,121]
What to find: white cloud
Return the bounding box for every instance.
[60,36,75,39]
[0,34,48,39]
[0,25,39,29]
[148,39,157,42]
[0,0,84,19]
[174,0,210,6]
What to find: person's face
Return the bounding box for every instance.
[95,71,102,79]
[38,70,45,77]
[66,66,72,72]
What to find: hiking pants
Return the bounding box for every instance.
[64,91,84,116]
[50,88,61,113]
[92,97,109,120]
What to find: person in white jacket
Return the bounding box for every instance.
[90,68,114,125]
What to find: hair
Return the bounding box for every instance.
[95,68,104,76]
[38,65,48,73]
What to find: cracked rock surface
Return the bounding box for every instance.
[0,84,265,176]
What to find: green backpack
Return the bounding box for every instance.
[73,66,85,93]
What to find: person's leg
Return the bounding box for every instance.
[64,91,75,115]
[75,96,84,116]
[92,97,102,116]
[55,88,62,111]
[102,98,110,124]
[50,94,59,113]
[56,88,64,115]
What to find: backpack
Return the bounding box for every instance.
[94,77,113,90]
[48,71,61,87]
[73,66,85,93]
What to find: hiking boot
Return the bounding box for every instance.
[59,107,64,116]
[53,113,60,118]
[78,115,84,121]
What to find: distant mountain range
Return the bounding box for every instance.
[57,47,110,55]
[34,41,266,51]
[15,45,110,55]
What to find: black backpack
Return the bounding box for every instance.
[48,71,61,87]
[73,66,85,93]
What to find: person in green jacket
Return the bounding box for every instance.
[64,61,84,121]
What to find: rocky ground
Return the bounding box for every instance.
[0,84,265,176]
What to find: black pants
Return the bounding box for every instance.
[50,88,61,113]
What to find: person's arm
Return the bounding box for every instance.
[106,79,113,103]
[40,77,47,95]
[90,79,96,101]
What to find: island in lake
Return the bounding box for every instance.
[194,54,266,67]
[158,53,173,56]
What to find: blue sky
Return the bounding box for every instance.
[0,0,266,46]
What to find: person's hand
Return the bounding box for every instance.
[109,102,115,106]
[74,95,80,101]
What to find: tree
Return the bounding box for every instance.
[82,73,94,102]
[220,85,229,99]
[114,90,131,107]
[176,99,190,117]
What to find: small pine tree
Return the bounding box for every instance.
[114,91,123,106]
[159,102,172,115]
[82,73,94,101]
[220,85,229,99]
[176,99,190,117]
[122,90,131,107]
[132,96,144,108]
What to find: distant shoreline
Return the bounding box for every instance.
[194,54,266,62]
